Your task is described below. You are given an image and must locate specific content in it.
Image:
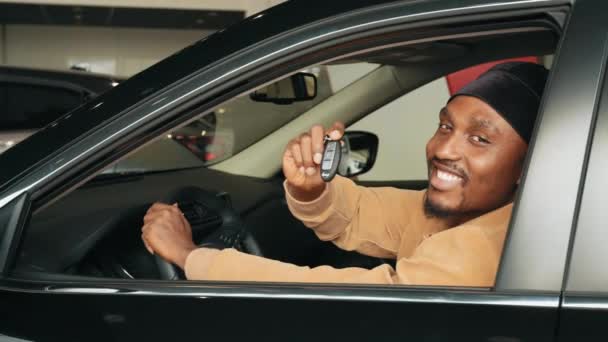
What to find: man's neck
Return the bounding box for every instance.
[441,213,480,228]
[423,196,511,228]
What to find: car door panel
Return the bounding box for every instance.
[0,279,559,342]
[495,0,608,293]
[557,25,608,341]
[0,287,114,341]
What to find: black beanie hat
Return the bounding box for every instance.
[449,61,549,143]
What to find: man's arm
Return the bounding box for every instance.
[184,206,510,287]
[280,122,428,259]
[185,248,396,284]
[142,194,511,286]
[286,175,424,259]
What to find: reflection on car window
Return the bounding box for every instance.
[119,63,379,171]
[0,82,84,153]
[1,82,84,128]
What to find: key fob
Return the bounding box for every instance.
[320,136,341,182]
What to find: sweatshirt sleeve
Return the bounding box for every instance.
[185,248,396,284]
[284,176,423,259]
[184,226,502,286]
[184,204,510,287]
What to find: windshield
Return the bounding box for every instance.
[105,63,379,175]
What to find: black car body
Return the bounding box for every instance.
[0,0,607,341]
[0,66,120,152]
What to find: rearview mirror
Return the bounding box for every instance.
[338,131,379,178]
[250,72,317,105]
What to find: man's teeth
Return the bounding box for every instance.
[437,169,462,182]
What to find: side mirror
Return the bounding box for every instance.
[250,72,317,105]
[338,131,379,178]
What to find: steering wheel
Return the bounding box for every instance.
[153,186,263,280]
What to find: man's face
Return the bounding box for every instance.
[425,95,528,218]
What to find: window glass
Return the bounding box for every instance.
[326,63,380,92]
[350,77,448,181]
[0,82,84,154]
[0,82,83,129]
[113,63,380,173]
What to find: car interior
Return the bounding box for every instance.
[12,15,561,282]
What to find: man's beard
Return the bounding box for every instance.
[424,158,469,219]
[423,193,458,218]
[423,192,488,224]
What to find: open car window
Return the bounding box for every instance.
[107,63,380,175]
[8,9,563,291]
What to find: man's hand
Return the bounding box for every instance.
[283,121,344,202]
[141,203,197,269]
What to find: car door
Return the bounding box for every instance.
[0,1,602,341]
[556,35,608,341]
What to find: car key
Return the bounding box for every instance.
[320,135,342,182]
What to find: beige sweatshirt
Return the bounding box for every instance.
[184,175,511,286]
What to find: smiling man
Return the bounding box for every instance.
[424,96,528,227]
[142,61,548,286]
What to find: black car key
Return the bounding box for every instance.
[320,135,342,182]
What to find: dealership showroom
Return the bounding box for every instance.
[2,1,608,341]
